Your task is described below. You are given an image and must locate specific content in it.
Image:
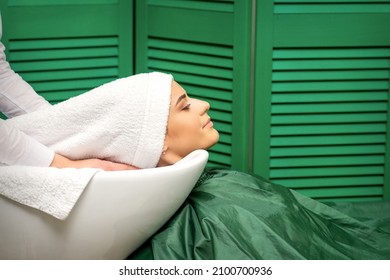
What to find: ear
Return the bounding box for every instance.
[157,142,172,167]
[162,134,170,155]
[162,145,168,155]
[162,133,171,155]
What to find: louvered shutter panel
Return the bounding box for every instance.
[254,0,390,202]
[1,0,133,104]
[135,0,252,169]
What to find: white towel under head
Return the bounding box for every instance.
[7,72,173,168]
[1,72,173,220]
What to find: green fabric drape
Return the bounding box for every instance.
[130,169,390,260]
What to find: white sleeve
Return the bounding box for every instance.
[0,120,54,166]
[0,14,51,118]
[0,14,54,167]
[0,43,51,118]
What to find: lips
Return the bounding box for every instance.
[203,117,213,128]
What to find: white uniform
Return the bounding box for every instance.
[0,13,54,166]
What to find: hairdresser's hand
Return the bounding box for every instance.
[49,153,139,171]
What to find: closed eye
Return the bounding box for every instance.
[182,103,191,110]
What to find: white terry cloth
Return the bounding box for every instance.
[1,72,173,220]
[0,166,99,220]
[6,72,173,168]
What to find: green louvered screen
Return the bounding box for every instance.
[270,47,389,202]
[136,0,252,169]
[8,37,120,103]
[146,38,234,167]
[4,0,389,201]
[1,0,133,104]
[274,0,390,14]
[254,0,390,202]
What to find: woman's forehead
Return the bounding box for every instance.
[172,80,186,94]
[171,81,187,103]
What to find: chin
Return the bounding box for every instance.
[205,129,220,149]
[212,128,220,143]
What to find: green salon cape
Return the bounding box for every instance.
[130,169,390,260]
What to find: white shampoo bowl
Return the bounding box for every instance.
[0,150,208,259]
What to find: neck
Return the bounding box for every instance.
[157,151,183,167]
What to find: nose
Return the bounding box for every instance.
[199,100,210,115]
[193,98,210,114]
[202,100,210,113]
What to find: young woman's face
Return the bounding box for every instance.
[164,81,219,160]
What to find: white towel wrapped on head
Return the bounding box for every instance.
[7,72,173,168]
[0,72,173,220]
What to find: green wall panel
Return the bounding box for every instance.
[274,14,390,48]
[8,0,117,5]
[148,6,234,45]
[2,0,389,202]
[136,0,252,170]
[253,0,390,202]
[0,0,133,104]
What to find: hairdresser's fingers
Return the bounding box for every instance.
[99,160,140,171]
[49,153,74,168]
[50,154,139,170]
[71,159,140,171]
[72,158,139,171]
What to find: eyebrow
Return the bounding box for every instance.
[175,93,187,107]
